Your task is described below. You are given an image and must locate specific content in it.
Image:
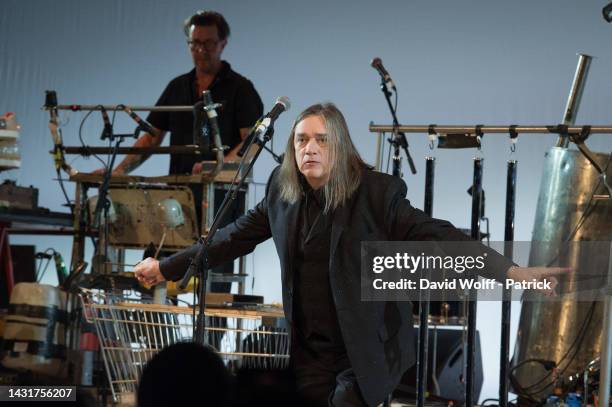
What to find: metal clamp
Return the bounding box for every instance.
[427,124,437,150]
[509,125,518,153]
[475,124,484,150]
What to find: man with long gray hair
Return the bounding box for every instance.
[135,102,561,406]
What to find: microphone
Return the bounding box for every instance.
[254,96,291,136]
[238,96,291,157]
[100,106,113,140]
[192,100,205,146]
[120,105,157,137]
[202,90,220,152]
[604,2,612,22]
[44,91,62,153]
[371,57,396,92]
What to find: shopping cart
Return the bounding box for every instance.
[79,290,289,405]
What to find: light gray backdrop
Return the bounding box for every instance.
[2,0,611,401]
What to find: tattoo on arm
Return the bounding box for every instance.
[116,129,164,174]
[119,155,147,173]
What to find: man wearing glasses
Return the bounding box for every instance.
[112,10,262,176]
[110,10,263,291]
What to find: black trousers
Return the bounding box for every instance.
[292,344,368,407]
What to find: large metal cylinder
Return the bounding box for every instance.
[512,147,612,399]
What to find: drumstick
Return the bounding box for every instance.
[133,230,166,289]
[153,230,167,260]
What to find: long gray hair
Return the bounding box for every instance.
[278,103,367,212]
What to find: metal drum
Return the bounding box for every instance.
[1,283,69,377]
[87,185,199,251]
[512,147,612,399]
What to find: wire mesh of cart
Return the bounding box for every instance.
[79,289,290,405]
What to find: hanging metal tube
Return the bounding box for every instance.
[557,53,593,147]
[424,157,435,216]
[499,159,517,407]
[504,161,517,243]
[416,291,430,407]
[470,158,483,241]
[466,157,483,406]
[416,156,436,407]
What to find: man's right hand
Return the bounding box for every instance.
[134,257,166,286]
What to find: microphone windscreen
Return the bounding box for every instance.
[276,96,291,112]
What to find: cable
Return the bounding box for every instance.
[36,248,56,282]
[524,301,596,395]
[105,109,118,168]
[56,168,73,214]
[78,105,107,167]
[393,87,398,113]
[511,299,597,400]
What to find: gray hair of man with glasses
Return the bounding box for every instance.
[182,10,231,40]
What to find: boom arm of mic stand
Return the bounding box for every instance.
[244,126,283,164]
[262,144,283,164]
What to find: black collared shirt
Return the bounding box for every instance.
[147,61,263,175]
[293,183,346,355]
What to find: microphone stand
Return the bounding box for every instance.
[180,123,275,345]
[238,116,283,164]
[92,126,138,272]
[378,79,417,177]
[261,144,283,164]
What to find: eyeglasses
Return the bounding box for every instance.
[187,39,219,52]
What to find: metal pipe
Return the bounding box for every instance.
[471,158,483,241]
[467,157,483,406]
[557,53,593,147]
[375,131,383,172]
[416,297,430,407]
[369,124,612,134]
[44,104,194,112]
[416,156,436,407]
[504,161,517,242]
[424,157,435,216]
[45,91,77,176]
[63,146,206,155]
[599,243,612,407]
[499,160,517,407]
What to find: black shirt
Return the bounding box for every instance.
[147,61,263,175]
[293,184,346,355]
